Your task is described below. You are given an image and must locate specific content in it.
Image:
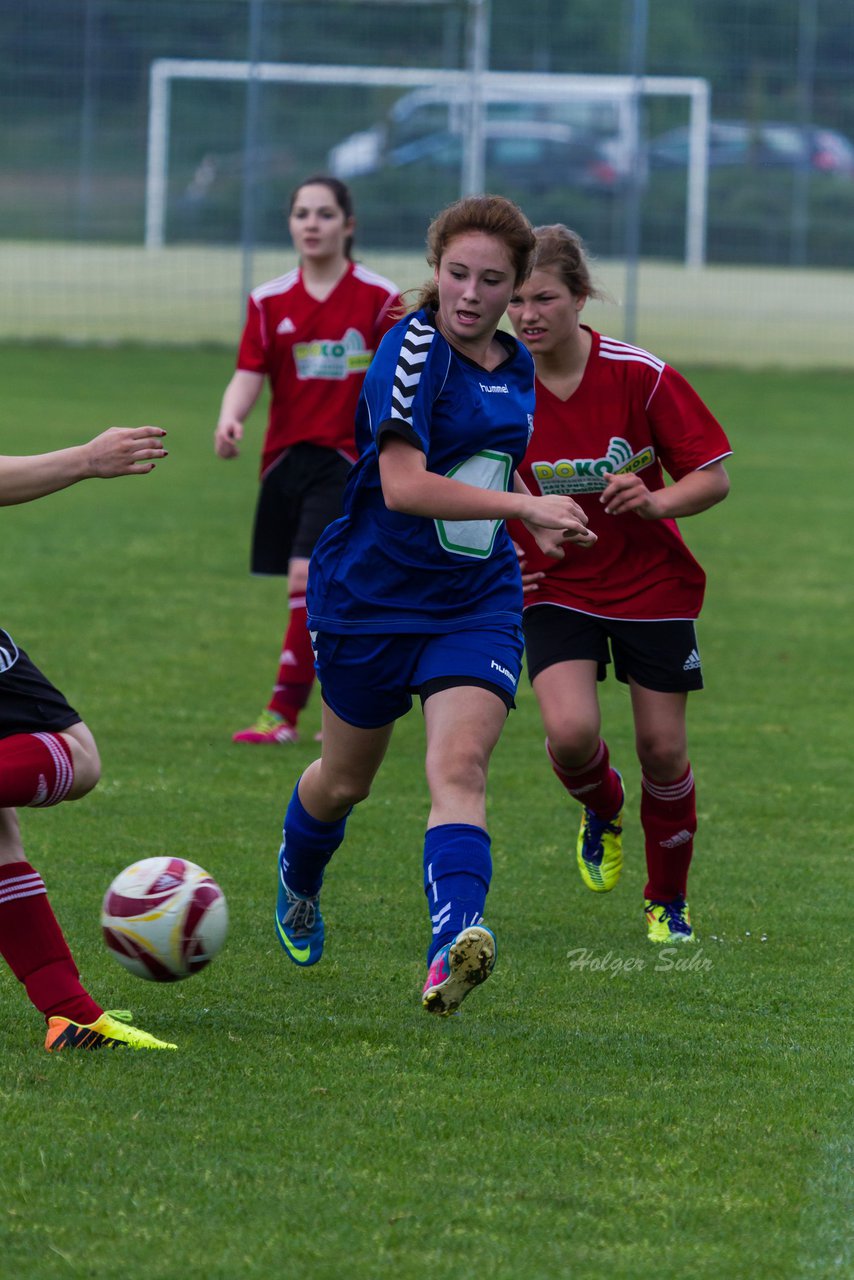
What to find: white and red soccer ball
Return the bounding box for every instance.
[101,856,228,982]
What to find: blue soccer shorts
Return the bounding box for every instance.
[312,624,525,729]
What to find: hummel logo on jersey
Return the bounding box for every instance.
[683,649,701,671]
[276,317,296,334]
[660,829,693,849]
[479,382,509,394]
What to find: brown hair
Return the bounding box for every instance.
[411,194,536,312]
[528,223,607,302]
[288,173,355,260]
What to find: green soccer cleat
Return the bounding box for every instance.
[45,1009,177,1052]
[644,896,697,944]
[576,772,624,892]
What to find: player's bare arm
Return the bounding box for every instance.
[0,426,168,507]
[600,460,730,520]
[379,436,595,550]
[214,369,265,459]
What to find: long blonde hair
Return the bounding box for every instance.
[410,194,536,312]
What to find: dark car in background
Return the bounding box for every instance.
[377,118,627,195]
[328,86,644,195]
[648,120,854,177]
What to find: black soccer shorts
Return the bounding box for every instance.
[251,442,353,575]
[0,628,82,740]
[523,605,704,693]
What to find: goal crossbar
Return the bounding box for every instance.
[145,58,710,265]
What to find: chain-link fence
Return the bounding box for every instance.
[3,0,854,365]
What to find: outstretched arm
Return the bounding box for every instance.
[0,426,168,507]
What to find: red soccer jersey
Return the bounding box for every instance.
[513,328,732,620]
[236,261,401,475]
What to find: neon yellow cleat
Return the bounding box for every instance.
[576,773,624,892]
[644,897,697,944]
[45,1009,177,1051]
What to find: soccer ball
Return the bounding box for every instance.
[101,856,228,982]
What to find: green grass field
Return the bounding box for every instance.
[0,343,851,1279]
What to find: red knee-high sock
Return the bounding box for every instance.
[0,731,74,807]
[0,862,102,1025]
[268,595,315,725]
[641,766,697,902]
[547,738,623,818]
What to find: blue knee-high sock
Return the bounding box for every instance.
[423,824,492,964]
[279,783,349,898]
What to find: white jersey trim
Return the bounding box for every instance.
[599,335,665,370]
[522,600,699,624]
[598,335,665,409]
[250,269,300,304]
[352,263,399,297]
[697,450,733,468]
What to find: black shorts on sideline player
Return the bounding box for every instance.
[251,442,353,575]
[523,605,704,693]
[0,629,81,740]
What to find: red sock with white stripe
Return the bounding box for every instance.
[0,731,74,807]
[547,737,623,818]
[269,596,315,725]
[0,862,102,1025]
[641,766,697,902]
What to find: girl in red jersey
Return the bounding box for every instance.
[507,224,731,943]
[215,175,401,745]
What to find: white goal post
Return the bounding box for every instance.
[145,58,710,266]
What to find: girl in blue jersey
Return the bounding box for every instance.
[274,194,596,1015]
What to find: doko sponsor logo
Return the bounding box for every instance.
[294,327,371,380]
[531,436,655,495]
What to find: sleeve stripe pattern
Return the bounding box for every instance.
[390,316,436,424]
[598,336,665,375]
[352,263,400,297]
[250,269,300,304]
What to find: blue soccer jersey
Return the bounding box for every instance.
[306,307,535,634]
